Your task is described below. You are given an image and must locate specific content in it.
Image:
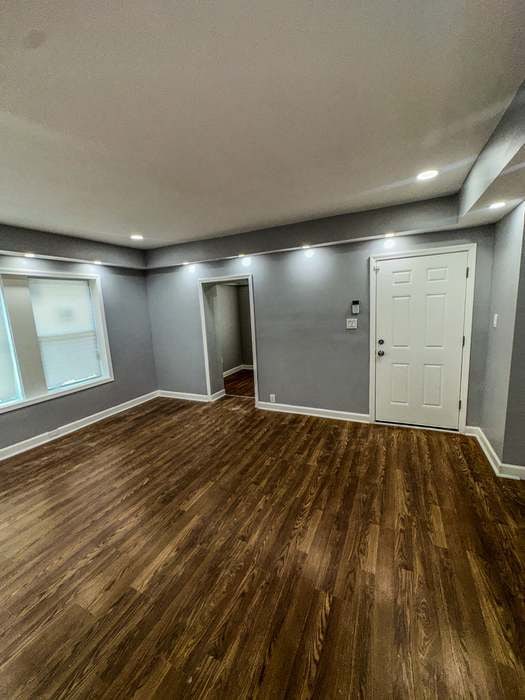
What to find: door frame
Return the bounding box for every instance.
[197,273,259,402]
[369,243,477,433]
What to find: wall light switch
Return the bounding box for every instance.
[493,313,499,328]
[269,393,276,403]
[346,318,358,330]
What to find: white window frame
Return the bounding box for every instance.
[0,276,24,405]
[0,268,114,414]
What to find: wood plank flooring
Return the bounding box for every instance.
[0,396,524,698]
[224,369,255,397]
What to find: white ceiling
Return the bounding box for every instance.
[2,1,525,248]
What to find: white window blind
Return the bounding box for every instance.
[0,288,22,405]
[29,278,102,391]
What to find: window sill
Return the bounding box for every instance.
[0,376,115,415]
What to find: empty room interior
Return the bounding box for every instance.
[1,3,524,697]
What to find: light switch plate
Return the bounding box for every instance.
[346,318,358,329]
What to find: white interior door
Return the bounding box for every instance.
[374,251,468,429]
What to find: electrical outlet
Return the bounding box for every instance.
[346,318,358,330]
[269,393,276,403]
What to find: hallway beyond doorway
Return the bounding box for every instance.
[224,368,255,397]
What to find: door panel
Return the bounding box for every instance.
[392,296,411,347]
[423,364,443,406]
[375,251,468,429]
[425,294,446,347]
[391,363,409,404]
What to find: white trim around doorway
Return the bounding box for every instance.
[197,273,260,402]
[223,364,254,378]
[369,243,477,433]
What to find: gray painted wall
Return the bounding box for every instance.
[480,206,524,459]
[215,285,243,373]
[146,196,458,268]
[501,205,525,465]
[146,268,207,396]
[0,256,157,448]
[147,226,494,422]
[0,222,146,269]
[238,285,253,365]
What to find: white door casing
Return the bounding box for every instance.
[373,249,471,430]
[198,273,260,402]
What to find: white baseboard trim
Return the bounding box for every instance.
[157,389,225,402]
[499,463,525,479]
[0,391,159,462]
[256,400,370,424]
[223,364,253,377]
[210,389,226,401]
[223,365,243,378]
[465,426,525,480]
[157,390,209,402]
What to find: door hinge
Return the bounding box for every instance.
[459,399,462,410]
[466,266,469,278]
[373,265,380,272]
[462,335,465,347]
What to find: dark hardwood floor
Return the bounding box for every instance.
[224,369,255,397]
[0,396,524,698]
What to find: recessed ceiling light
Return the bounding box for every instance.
[24,252,35,258]
[385,232,395,238]
[489,201,506,210]
[302,244,311,249]
[182,261,189,266]
[130,233,144,241]
[94,260,102,265]
[238,253,245,258]
[417,169,439,181]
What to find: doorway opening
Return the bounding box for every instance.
[198,274,258,402]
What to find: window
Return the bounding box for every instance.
[29,278,102,391]
[0,271,112,413]
[0,287,22,405]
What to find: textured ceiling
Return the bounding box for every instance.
[1,1,525,247]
